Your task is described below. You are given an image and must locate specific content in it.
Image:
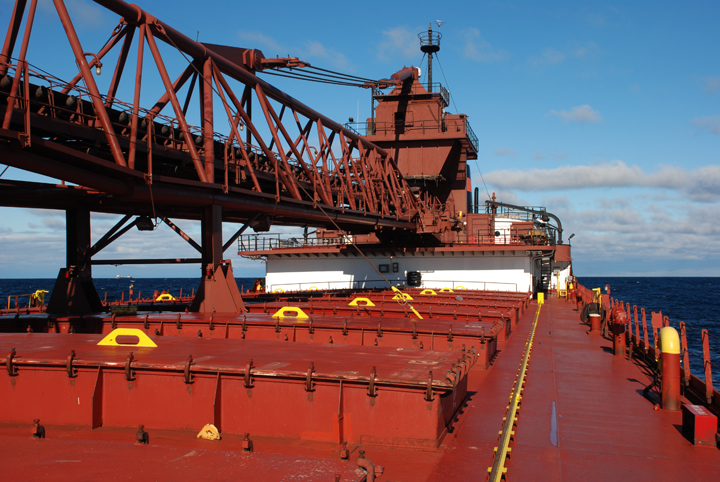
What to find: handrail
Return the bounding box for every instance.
[266,279,519,293]
[237,228,557,253]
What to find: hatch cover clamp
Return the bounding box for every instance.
[98,328,158,347]
[272,306,309,321]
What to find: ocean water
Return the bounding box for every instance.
[2,277,718,383]
[0,277,259,306]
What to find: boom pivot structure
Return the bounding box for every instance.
[0,0,427,313]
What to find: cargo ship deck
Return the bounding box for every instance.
[2,295,718,481]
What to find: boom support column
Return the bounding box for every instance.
[190,205,246,313]
[47,207,103,314]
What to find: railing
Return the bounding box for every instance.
[267,279,518,292]
[238,229,557,253]
[465,118,478,152]
[239,233,351,252]
[375,82,449,106]
[5,290,48,310]
[485,204,550,220]
[575,284,719,406]
[354,112,475,151]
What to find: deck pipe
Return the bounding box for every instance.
[660,326,681,411]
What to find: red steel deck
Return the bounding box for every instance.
[425,297,720,481]
[1,296,719,481]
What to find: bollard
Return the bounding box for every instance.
[660,326,681,411]
[589,313,601,333]
[613,311,626,356]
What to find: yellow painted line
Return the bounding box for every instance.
[488,303,542,482]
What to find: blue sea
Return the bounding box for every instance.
[2,276,718,383]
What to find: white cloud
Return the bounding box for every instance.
[377,26,418,62]
[692,116,720,135]
[238,31,284,54]
[37,0,112,30]
[702,76,720,94]
[496,148,517,156]
[534,151,568,161]
[462,28,508,62]
[484,160,720,202]
[528,48,566,66]
[528,42,601,68]
[585,13,607,27]
[556,202,720,264]
[572,41,601,59]
[303,40,350,71]
[42,217,65,230]
[549,104,602,123]
[236,32,353,71]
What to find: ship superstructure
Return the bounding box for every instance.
[240,25,572,296]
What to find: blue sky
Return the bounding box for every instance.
[1,0,719,278]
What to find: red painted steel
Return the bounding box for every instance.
[1,333,474,447]
[244,301,517,327]
[22,312,498,368]
[641,307,649,352]
[681,404,718,447]
[680,321,691,386]
[661,352,681,411]
[0,430,374,481]
[462,296,720,482]
[701,329,714,404]
[612,310,626,356]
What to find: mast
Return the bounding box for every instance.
[419,23,441,93]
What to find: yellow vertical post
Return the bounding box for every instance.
[538,292,544,305]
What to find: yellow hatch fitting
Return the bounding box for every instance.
[439,288,454,293]
[308,286,319,291]
[272,306,309,321]
[348,297,375,307]
[391,286,422,319]
[155,294,175,301]
[420,289,437,296]
[391,287,414,301]
[455,286,466,290]
[197,424,221,441]
[273,288,285,293]
[393,293,414,301]
[98,328,157,347]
